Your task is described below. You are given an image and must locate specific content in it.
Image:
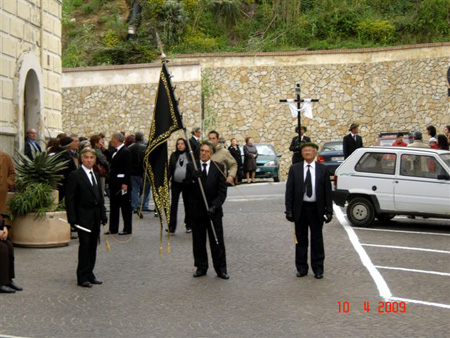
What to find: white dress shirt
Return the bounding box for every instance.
[303,161,316,202]
[200,160,211,176]
[82,165,97,186]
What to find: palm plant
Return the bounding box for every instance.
[14,150,68,189]
[8,150,68,220]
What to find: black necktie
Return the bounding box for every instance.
[90,171,97,187]
[353,135,356,142]
[305,165,312,198]
[202,163,207,177]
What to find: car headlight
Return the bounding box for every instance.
[264,161,276,167]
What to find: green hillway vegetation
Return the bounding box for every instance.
[62,0,450,68]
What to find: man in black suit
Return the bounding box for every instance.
[24,128,42,160]
[107,132,133,235]
[189,127,202,160]
[184,141,229,280]
[343,123,363,159]
[289,126,311,164]
[285,143,333,279]
[66,148,108,288]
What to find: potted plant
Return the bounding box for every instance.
[8,150,70,247]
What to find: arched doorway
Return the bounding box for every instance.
[24,70,41,137]
[15,52,44,153]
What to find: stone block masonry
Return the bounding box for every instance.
[62,44,450,179]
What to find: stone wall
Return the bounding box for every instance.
[62,44,450,179]
[0,0,62,155]
[62,63,201,142]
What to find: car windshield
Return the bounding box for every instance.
[322,142,343,151]
[440,154,450,168]
[255,145,275,156]
[379,139,395,146]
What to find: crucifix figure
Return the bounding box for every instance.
[280,83,319,164]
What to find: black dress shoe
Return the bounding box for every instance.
[296,272,307,277]
[0,285,15,293]
[104,231,117,235]
[89,278,103,285]
[118,231,131,235]
[193,270,207,278]
[314,274,323,279]
[8,281,23,291]
[217,272,230,280]
[78,281,92,288]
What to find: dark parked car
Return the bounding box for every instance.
[317,141,344,175]
[240,144,281,182]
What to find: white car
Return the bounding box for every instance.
[333,147,450,226]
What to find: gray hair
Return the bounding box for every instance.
[112,132,125,143]
[135,132,144,143]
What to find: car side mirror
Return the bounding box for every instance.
[437,174,450,180]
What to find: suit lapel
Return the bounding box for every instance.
[80,169,99,198]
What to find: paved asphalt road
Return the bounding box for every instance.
[1,181,449,337]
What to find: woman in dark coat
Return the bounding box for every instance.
[228,138,243,185]
[168,138,192,233]
[243,137,258,184]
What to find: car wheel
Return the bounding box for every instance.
[347,197,375,227]
[376,214,395,222]
[273,172,280,182]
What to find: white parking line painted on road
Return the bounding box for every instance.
[389,297,450,310]
[0,334,30,338]
[227,194,284,202]
[353,227,450,237]
[334,205,392,299]
[374,265,450,277]
[362,243,450,254]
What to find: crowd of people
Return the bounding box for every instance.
[1,123,449,291]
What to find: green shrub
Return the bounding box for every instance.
[8,183,56,220]
[357,19,396,44]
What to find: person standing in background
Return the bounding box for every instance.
[243,137,258,184]
[343,123,363,159]
[228,138,243,185]
[24,128,42,160]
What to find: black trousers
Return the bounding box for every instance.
[169,181,189,231]
[77,226,100,284]
[109,190,132,234]
[295,202,325,275]
[0,239,15,285]
[192,216,227,275]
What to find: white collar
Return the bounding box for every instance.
[82,164,94,175]
[303,161,315,169]
[201,160,211,166]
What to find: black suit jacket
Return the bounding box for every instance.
[184,160,227,219]
[285,161,333,222]
[343,133,363,159]
[189,136,201,160]
[109,146,132,195]
[289,135,312,163]
[24,138,42,160]
[65,168,107,230]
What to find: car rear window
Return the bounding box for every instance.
[355,152,396,175]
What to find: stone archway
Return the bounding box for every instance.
[15,51,44,153]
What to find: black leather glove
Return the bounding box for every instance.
[324,213,333,224]
[193,170,202,178]
[207,206,218,218]
[285,212,294,222]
